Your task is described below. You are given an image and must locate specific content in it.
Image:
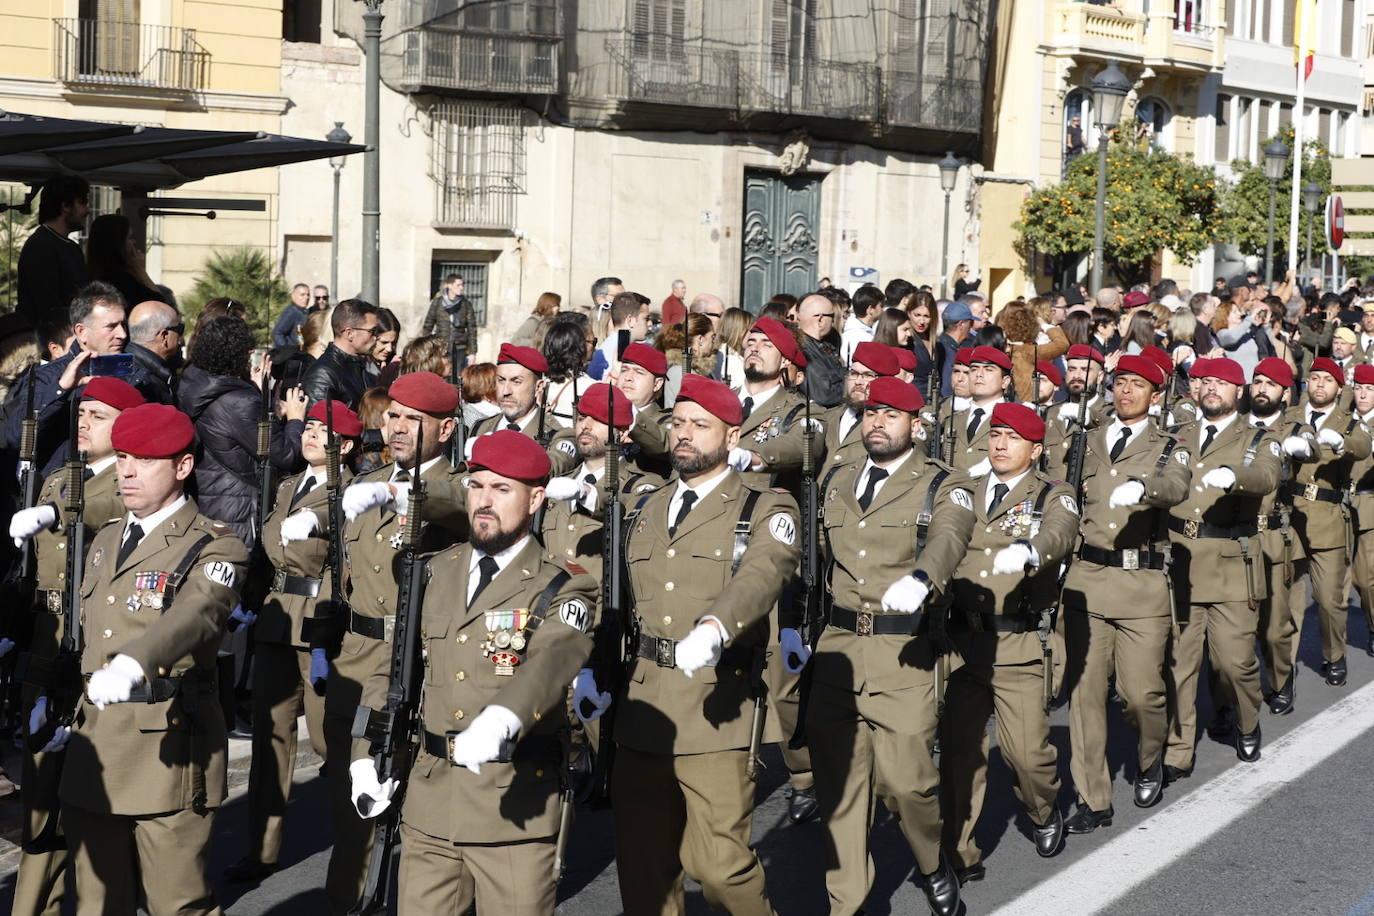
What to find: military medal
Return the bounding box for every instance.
[509,632,526,651]
[127,593,141,613]
[493,630,512,649]
[388,531,403,549]
[91,548,103,568]
[491,651,519,676]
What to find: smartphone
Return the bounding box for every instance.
[89,353,135,379]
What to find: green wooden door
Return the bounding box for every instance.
[740,170,821,314]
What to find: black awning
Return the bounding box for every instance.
[0,110,139,156]
[46,127,265,171]
[162,134,367,181]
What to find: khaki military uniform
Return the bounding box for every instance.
[14,461,121,916]
[946,400,1001,472]
[1164,416,1281,770]
[818,403,867,474]
[1061,421,1191,812]
[471,409,577,476]
[809,454,975,912]
[1042,396,1112,480]
[613,470,799,916]
[1250,414,1302,696]
[736,383,822,491]
[942,471,1080,870]
[59,499,248,916]
[1350,409,1374,649]
[358,537,596,916]
[627,404,672,478]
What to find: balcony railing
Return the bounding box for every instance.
[738,53,880,121]
[885,73,983,132]
[54,19,208,92]
[606,39,739,110]
[398,28,560,95]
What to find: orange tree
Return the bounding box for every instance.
[1016,139,1223,287]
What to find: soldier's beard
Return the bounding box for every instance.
[576,438,607,460]
[470,517,529,555]
[865,430,912,462]
[744,366,780,385]
[671,442,728,476]
[1250,393,1282,417]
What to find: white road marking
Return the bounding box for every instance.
[992,679,1374,916]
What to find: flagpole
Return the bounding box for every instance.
[1287,66,1306,278]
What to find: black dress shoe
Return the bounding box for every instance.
[1236,724,1262,762]
[1323,658,1347,687]
[1206,705,1233,741]
[1267,673,1295,715]
[1064,802,1113,834]
[1134,758,1164,808]
[954,861,986,885]
[1032,806,1065,857]
[224,856,276,883]
[1367,634,1374,658]
[921,858,960,916]
[786,785,819,824]
[1162,763,1193,787]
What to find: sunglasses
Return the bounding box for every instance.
[164,323,185,335]
[349,326,381,337]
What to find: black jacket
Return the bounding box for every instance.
[176,365,305,547]
[126,341,177,402]
[800,335,845,408]
[301,343,370,409]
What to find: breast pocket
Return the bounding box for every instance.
[422,615,453,687]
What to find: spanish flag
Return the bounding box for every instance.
[1295,0,1319,79]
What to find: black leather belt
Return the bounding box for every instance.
[349,609,394,641]
[829,606,917,636]
[84,671,191,703]
[273,570,321,598]
[952,612,1042,634]
[1284,482,1346,504]
[423,730,452,760]
[1257,512,1286,531]
[1169,517,1259,539]
[633,633,753,670]
[422,729,529,763]
[35,589,63,614]
[1077,544,1168,570]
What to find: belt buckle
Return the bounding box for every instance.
[655,637,675,668]
[1121,548,1139,571]
[1304,483,1319,501]
[856,611,874,636]
[1257,514,1268,531]
[47,591,61,613]
[1183,519,1199,538]
[383,615,396,642]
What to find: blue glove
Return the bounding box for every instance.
[228,605,257,631]
[310,648,330,695]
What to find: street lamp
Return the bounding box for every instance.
[1303,180,1322,281]
[327,121,351,306]
[361,0,385,306]
[1262,140,1290,285]
[938,151,960,298]
[1089,61,1131,293]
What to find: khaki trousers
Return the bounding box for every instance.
[808,674,942,914]
[13,682,67,916]
[247,641,328,864]
[940,658,1059,869]
[612,746,773,916]
[64,803,220,916]
[1164,601,1262,770]
[1283,548,1351,665]
[1353,529,1374,641]
[1258,556,1298,693]
[1065,609,1169,812]
[396,822,556,916]
[764,647,812,790]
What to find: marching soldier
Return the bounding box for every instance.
[1352,364,1374,659]
[1030,360,1062,411]
[224,400,361,883]
[947,346,1013,474]
[8,377,143,916]
[808,377,975,916]
[1274,357,1372,689]
[617,342,673,477]
[1044,345,1109,474]
[608,375,799,915]
[942,403,1079,877]
[1060,356,1190,834]
[470,343,576,475]
[56,403,249,915]
[1164,358,1280,780]
[347,431,597,915]
[818,341,899,473]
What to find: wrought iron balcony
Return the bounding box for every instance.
[54,19,209,93]
[605,39,739,110]
[738,52,880,121]
[884,72,983,133]
[397,28,560,95]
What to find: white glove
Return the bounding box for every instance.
[86,653,144,710]
[1318,427,1345,452]
[572,668,611,723]
[10,504,57,546]
[545,476,585,502]
[343,481,394,520]
[464,437,476,461]
[447,705,521,775]
[349,758,398,819]
[0,637,13,658]
[992,543,1035,575]
[780,627,811,674]
[1282,435,1312,458]
[1201,467,1236,490]
[389,482,412,514]
[727,447,756,472]
[880,574,930,613]
[1108,480,1145,509]
[675,623,724,678]
[279,509,318,544]
[967,457,992,477]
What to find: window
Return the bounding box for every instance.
[429,260,489,327]
[429,102,525,230]
[1237,97,1254,161]
[630,0,686,61]
[282,0,321,43]
[1214,94,1230,162]
[1134,97,1171,150]
[1174,0,1204,32]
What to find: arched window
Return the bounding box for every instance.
[1134,97,1172,150]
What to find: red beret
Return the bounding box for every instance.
[1188,358,1210,379]
[1253,357,1295,389]
[864,376,924,412]
[497,343,549,374]
[576,383,633,428]
[306,399,363,437]
[390,371,460,415]
[1197,358,1246,386]
[111,404,194,458]
[1115,354,1165,387]
[889,346,917,373]
[851,341,899,376]
[469,429,550,483]
[1143,346,1173,377]
[1034,360,1063,388]
[1066,344,1105,365]
[968,345,1011,372]
[954,348,974,366]
[1355,364,1374,386]
[1310,357,1346,387]
[748,317,808,369]
[621,342,667,377]
[990,402,1046,442]
[81,377,144,412]
[676,374,743,426]
[1123,291,1151,309]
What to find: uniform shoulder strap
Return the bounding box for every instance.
[1242,429,1266,468]
[731,489,764,575]
[819,462,846,495]
[1153,436,1178,476]
[525,570,572,631]
[916,469,951,552]
[781,401,806,431]
[161,533,217,612]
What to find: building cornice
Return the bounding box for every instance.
[0,76,289,116]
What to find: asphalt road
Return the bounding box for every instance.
[5,599,1374,915]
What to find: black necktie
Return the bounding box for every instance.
[583,473,597,486]
[1200,424,1217,455]
[857,466,889,510]
[118,522,144,567]
[669,490,698,536]
[967,407,985,440]
[741,397,754,421]
[1310,411,1325,430]
[82,467,94,482]
[1109,428,1132,462]
[393,469,411,485]
[469,555,499,608]
[290,476,317,509]
[989,483,1009,515]
[506,421,521,432]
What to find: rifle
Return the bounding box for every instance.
[349,423,427,916]
[306,397,349,691]
[256,372,273,545]
[447,335,466,464]
[1046,385,1092,713]
[788,384,820,751]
